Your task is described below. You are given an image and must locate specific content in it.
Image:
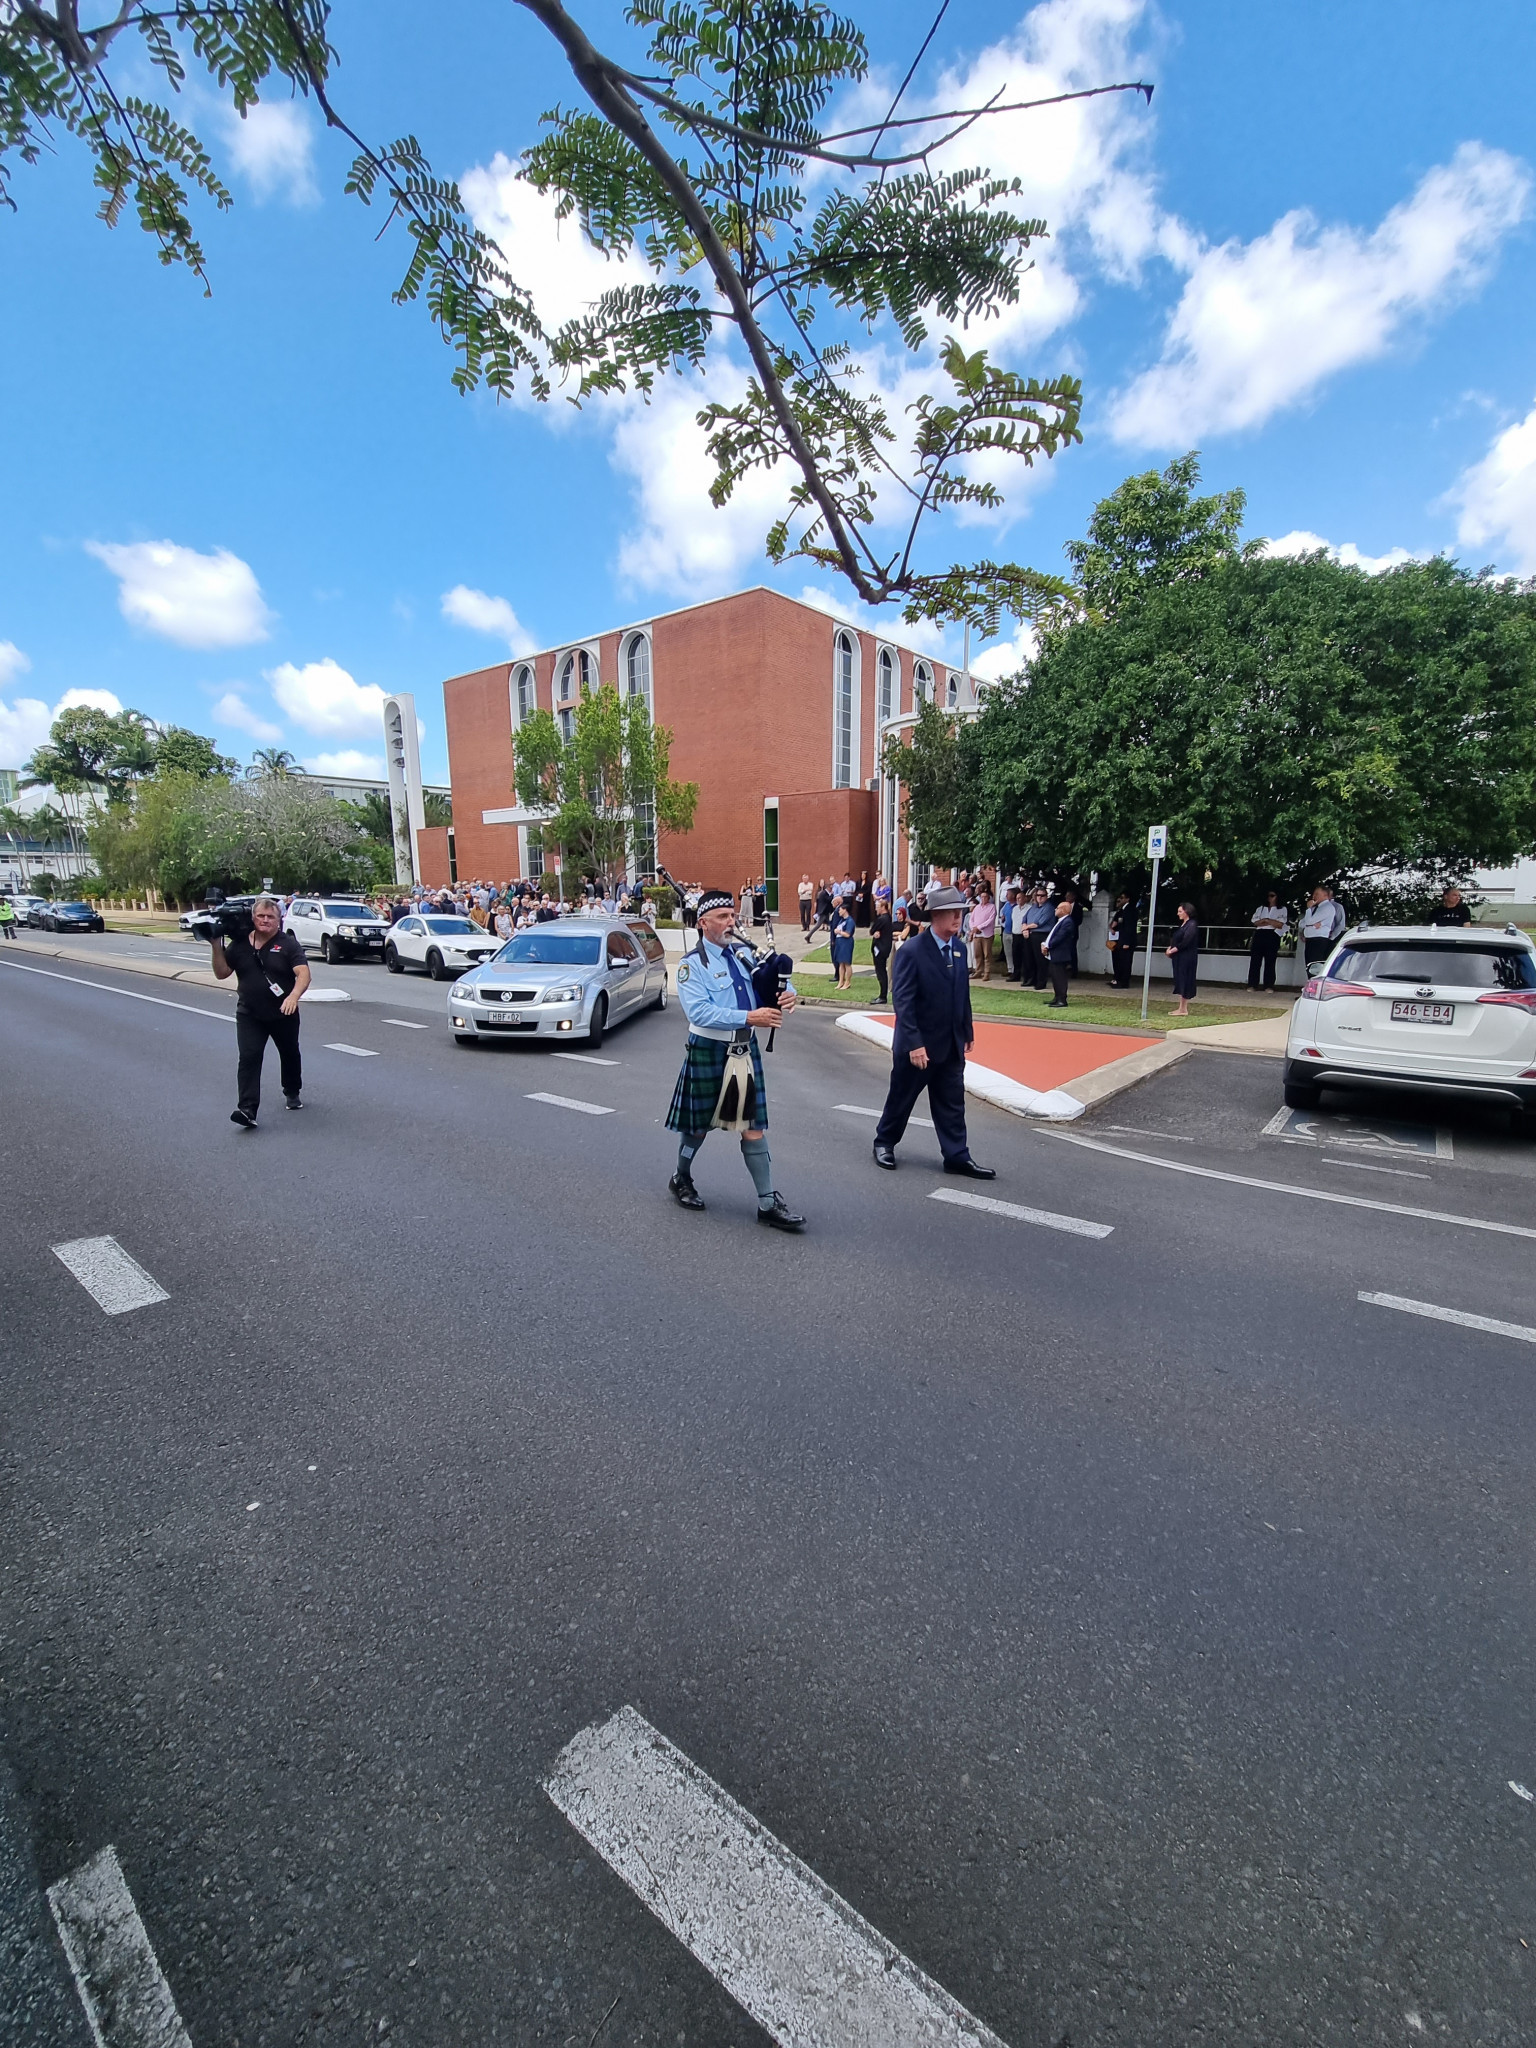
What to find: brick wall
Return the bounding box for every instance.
[779,789,878,888]
[442,660,521,882]
[416,825,452,888]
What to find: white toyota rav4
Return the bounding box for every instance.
[1284,923,1536,1131]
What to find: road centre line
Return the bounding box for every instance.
[1049,1131,1536,1242]
[525,1091,615,1116]
[545,1705,1007,2048]
[553,1051,621,1065]
[1321,1157,1431,1181]
[323,1042,379,1057]
[381,1017,430,1029]
[48,1844,192,2048]
[1358,1292,1536,1345]
[0,955,231,1023]
[52,1237,169,1316]
[835,1101,933,1128]
[929,1187,1113,1239]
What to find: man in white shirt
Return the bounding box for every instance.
[1247,891,1289,990]
[1300,886,1345,971]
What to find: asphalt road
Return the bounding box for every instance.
[2,949,1534,2046]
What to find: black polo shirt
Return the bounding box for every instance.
[224,927,307,1018]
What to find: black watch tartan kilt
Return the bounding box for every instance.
[666,1033,768,1133]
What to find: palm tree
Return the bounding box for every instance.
[247,748,301,779]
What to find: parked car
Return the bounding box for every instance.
[448,916,668,1049]
[1284,923,1536,1128]
[384,913,502,980]
[22,898,56,928]
[285,896,391,963]
[4,895,47,926]
[36,900,105,933]
[179,894,260,936]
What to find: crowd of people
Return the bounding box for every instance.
[370,875,660,935]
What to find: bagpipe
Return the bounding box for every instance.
[656,865,795,1050]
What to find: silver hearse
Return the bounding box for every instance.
[447,915,668,1050]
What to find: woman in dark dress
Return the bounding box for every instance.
[868,900,894,1002]
[1165,901,1200,1016]
[853,869,871,927]
[830,903,857,992]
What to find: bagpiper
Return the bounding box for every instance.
[666,888,806,1230]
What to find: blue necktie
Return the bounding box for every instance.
[722,947,754,1011]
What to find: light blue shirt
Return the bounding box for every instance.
[675,936,797,1042]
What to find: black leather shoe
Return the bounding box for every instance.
[230,1108,256,1129]
[757,1193,806,1231]
[669,1173,706,1210]
[872,1142,897,1170]
[943,1156,996,1179]
[1047,1000,1069,1009]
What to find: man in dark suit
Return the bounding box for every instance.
[872,886,995,1177]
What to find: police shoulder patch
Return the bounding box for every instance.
[677,963,690,982]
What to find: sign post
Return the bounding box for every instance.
[1140,826,1168,1022]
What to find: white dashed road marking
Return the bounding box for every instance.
[553,1051,621,1066]
[1321,1157,1430,1181]
[52,1237,169,1316]
[323,1043,379,1057]
[1050,1131,1536,1242]
[48,1844,192,2048]
[381,1018,430,1029]
[929,1187,1113,1239]
[525,1091,615,1116]
[1358,1292,1536,1345]
[546,1705,1007,2048]
[835,1101,933,1128]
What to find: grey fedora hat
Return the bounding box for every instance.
[924,884,968,914]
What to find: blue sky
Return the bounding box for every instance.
[3,0,1535,786]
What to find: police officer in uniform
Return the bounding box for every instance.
[667,888,806,1230]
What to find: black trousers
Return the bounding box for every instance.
[1303,938,1332,971]
[1110,944,1133,988]
[871,944,891,1002]
[874,1050,969,1164]
[1248,929,1280,988]
[236,1008,302,1116]
[1021,932,1047,988]
[1046,958,1070,1003]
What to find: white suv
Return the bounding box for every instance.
[1285,924,1536,1128]
[284,897,391,963]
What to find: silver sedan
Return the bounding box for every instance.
[447,916,668,1049]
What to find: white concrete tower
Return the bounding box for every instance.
[382,693,426,885]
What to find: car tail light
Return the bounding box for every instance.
[1316,977,1377,1001]
[1475,990,1536,1014]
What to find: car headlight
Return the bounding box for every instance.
[455,983,481,1004]
[543,982,584,1005]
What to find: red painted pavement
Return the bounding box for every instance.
[871,1014,1161,1090]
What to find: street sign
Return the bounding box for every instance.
[1146,825,1168,859]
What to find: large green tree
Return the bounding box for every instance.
[0,2,1153,629]
[514,681,696,886]
[23,705,158,800]
[91,767,374,899]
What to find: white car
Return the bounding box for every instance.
[383,913,501,980]
[285,896,391,963]
[1285,923,1536,1129]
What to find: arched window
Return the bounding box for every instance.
[557,648,593,702]
[833,631,856,789]
[512,664,535,727]
[625,631,652,714]
[945,670,958,708]
[876,647,895,730]
[913,660,932,706]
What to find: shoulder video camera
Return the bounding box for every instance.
[186,889,256,944]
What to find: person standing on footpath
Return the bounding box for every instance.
[968,883,997,982]
[868,895,894,1003]
[1021,883,1053,988]
[666,889,805,1229]
[797,873,814,934]
[1042,895,1076,1008]
[1107,892,1137,988]
[830,899,857,992]
[1166,901,1201,1016]
[1247,891,1288,989]
[1300,885,1345,971]
[871,885,995,1178]
[209,895,310,1127]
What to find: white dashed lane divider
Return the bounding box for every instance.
[1359,1292,1536,1345]
[382,1018,430,1029]
[48,1844,192,2047]
[323,1043,379,1058]
[525,1091,615,1116]
[52,1237,169,1316]
[546,1705,1008,2048]
[930,1187,1113,1240]
[835,1101,933,1129]
[553,1051,621,1066]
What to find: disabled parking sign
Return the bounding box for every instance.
[1147,824,1169,859]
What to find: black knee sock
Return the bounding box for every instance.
[677,1132,704,1181]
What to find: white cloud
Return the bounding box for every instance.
[307,750,387,779]
[972,626,1038,681]
[0,687,123,769]
[1262,530,1419,575]
[1448,398,1536,573]
[0,641,30,689]
[212,690,285,744]
[221,99,318,206]
[441,585,538,655]
[86,539,272,648]
[267,657,386,737]
[1112,143,1531,445]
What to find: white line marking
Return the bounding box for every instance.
[1048,1131,1536,1242]
[929,1187,1113,1239]
[48,1844,192,2048]
[546,1705,1006,2048]
[381,1017,430,1029]
[1102,1124,1195,1143]
[1511,1780,1534,1802]
[0,956,231,1022]
[553,1051,621,1066]
[1358,1292,1536,1345]
[1321,1157,1431,1181]
[835,1102,933,1128]
[52,1238,169,1316]
[525,1091,615,1116]
[323,1042,379,1057]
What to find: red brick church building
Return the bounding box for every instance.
[434,586,975,907]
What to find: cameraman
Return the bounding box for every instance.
[209,895,310,1127]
